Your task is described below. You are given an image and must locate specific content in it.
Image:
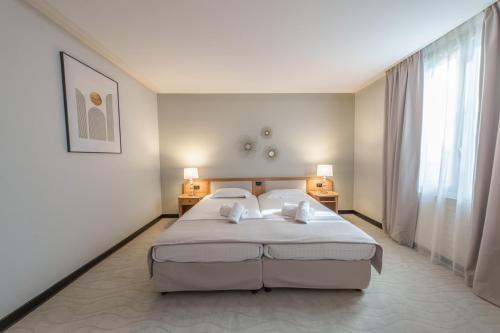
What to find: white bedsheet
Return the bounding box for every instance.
[148,191,382,273]
[259,193,377,261]
[152,195,263,262]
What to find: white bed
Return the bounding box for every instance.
[148,178,382,292]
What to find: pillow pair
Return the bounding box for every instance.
[281,201,315,223]
[220,203,249,223]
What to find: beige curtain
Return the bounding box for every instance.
[465,2,500,307]
[383,52,423,247]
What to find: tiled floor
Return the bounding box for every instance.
[8,215,500,332]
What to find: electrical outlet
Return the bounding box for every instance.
[316,183,322,188]
[194,185,200,190]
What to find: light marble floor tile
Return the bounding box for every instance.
[8,215,500,333]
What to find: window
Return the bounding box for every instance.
[419,17,483,200]
[415,13,483,269]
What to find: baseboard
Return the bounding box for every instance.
[352,211,383,229]
[0,215,163,332]
[163,214,179,218]
[339,210,383,229]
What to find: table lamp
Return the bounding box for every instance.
[183,167,199,196]
[316,164,333,194]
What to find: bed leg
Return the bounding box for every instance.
[264,287,272,292]
[250,289,260,294]
[355,289,362,292]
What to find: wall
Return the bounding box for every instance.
[353,77,385,221]
[158,94,355,214]
[0,0,161,319]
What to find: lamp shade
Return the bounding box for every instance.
[317,164,333,177]
[183,167,199,180]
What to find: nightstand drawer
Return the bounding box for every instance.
[318,198,337,203]
[178,194,206,216]
[321,201,337,211]
[180,198,199,205]
[307,190,339,213]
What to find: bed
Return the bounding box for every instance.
[148,177,382,292]
[257,186,381,289]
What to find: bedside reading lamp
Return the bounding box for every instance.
[317,164,333,194]
[183,167,199,196]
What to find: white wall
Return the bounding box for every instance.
[353,77,385,221]
[158,94,355,214]
[0,0,161,319]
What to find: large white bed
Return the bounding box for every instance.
[148,178,382,292]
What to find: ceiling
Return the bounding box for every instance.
[37,0,493,93]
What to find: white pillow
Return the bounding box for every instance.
[212,188,252,198]
[261,189,306,199]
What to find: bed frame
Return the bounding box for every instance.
[181,176,334,197]
[152,176,373,293]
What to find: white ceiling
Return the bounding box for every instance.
[39,0,493,93]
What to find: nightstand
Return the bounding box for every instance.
[307,191,339,213]
[178,194,205,216]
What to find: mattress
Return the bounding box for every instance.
[148,191,382,274]
[264,243,376,261]
[151,194,263,263]
[258,191,376,261]
[152,243,263,263]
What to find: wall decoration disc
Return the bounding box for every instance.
[264,145,279,161]
[261,126,273,138]
[239,136,257,155]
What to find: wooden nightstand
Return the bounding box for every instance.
[307,191,339,213]
[178,194,205,216]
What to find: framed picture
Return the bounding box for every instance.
[60,52,122,153]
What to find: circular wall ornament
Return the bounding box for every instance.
[264,145,279,161]
[89,92,102,106]
[261,126,273,138]
[239,136,257,155]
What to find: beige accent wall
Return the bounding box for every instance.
[158,94,355,214]
[353,77,385,221]
[0,0,161,318]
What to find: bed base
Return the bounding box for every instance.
[262,259,371,289]
[152,258,371,292]
[152,260,262,292]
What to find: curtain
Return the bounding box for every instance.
[383,52,423,247]
[415,14,483,272]
[465,2,500,307]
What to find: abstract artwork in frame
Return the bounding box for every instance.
[60,52,122,153]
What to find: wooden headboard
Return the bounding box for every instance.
[182,176,333,196]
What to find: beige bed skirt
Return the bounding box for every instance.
[152,260,263,292]
[151,259,371,292]
[262,258,371,289]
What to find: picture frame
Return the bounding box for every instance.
[60,52,122,153]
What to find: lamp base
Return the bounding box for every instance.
[189,179,195,196]
[321,177,328,194]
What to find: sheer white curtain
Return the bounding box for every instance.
[415,14,483,272]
